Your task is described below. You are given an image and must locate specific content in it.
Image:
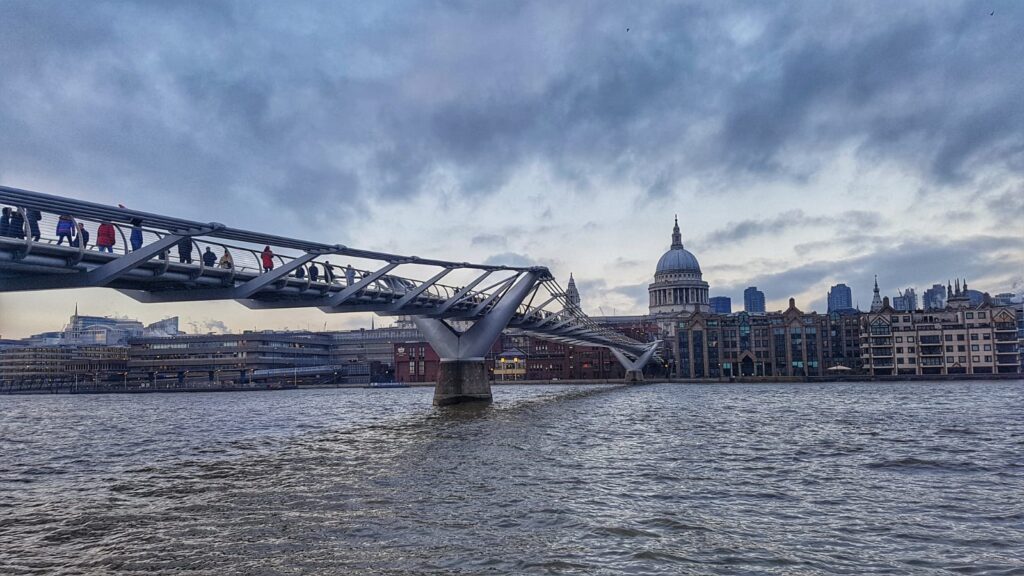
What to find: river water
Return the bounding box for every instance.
[1,381,1022,575]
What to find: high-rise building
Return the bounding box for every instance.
[827,283,854,313]
[743,287,765,313]
[709,296,732,314]
[893,287,918,311]
[923,284,947,310]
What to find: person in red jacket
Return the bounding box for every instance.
[96,220,116,253]
[261,246,274,272]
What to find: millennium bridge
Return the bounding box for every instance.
[0,185,658,404]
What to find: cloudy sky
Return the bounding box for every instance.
[1,0,1022,338]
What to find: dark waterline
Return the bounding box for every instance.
[2,381,1023,575]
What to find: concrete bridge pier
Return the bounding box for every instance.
[610,344,659,384]
[415,270,541,406]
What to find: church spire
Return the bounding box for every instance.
[566,273,581,311]
[670,215,683,249]
[870,275,883,312]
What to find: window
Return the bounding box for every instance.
[907,336,915,343]
[971,345,979,351]
[957,334,965,341]
[985,355,992,362]
[903,316,910,322]
[896,337,903,343]
[978,312,986,319]
[946,346,953,352]
[959,356,966,362]
[908,347,915,353]
[972,356,980,362]
[944,335,953,342]
[958,345,965,352]
[970,333,979,340]
[983,334,991,340]
[966,312,974,319]
[946,356,954,363]
[984,344,991,351]
[896,347,903,353]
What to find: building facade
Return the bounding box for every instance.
[860,296,1020,376]
[827,283,853,313]
[673,300,862,379]
[743,287,766,313]
[709,296,732,314]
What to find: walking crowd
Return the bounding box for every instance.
[1,206,359,283]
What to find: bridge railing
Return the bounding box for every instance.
[0,190,522,310]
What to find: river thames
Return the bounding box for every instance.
[2,381,1022,575]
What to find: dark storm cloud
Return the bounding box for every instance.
[702,210,882,245]
[1,0,1021,231]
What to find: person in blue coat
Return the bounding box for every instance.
[129,218,144,251]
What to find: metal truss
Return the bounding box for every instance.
[0,185,657,359]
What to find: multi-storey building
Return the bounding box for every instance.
[922,284,947,310]
[672,300,860,379]
[128,331,334,382]
[860,295,1020,376]
[744,287,766,313]
[827,283,854,313]
[709,296,732,314]
[892,288,918,312]
[0,345,129,387]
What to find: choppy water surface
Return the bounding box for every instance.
[2,381,1023,575]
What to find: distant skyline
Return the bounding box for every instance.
[1,1,1022,338]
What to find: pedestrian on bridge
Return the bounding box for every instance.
[309,263,319,282]
[177,237,194,263]
[202,246,217,267]
[218,250,233,269]
[96,220,116,253]
[261,246,274,272]
[129,218,144,251]
[71,223,89,249]
[8,210,25,239]
[0,208,10,237]
[56,215,75,245]
[323,260,335,283]
[26,209,41,241]
[294,264,305,279]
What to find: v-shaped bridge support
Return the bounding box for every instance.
[414,270,542,405]
[609,342,660,383]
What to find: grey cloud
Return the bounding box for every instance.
[482,252,534,268]
[471,233,507,248]
[2,0,1020,232]
[703,210,882,245]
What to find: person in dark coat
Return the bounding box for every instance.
[70,223,89,249]
[202,247,217,267]
[0,207,10,237]
[309,263,319,282]
[129,218,144,251]
[177,236,193,263]
[9,210,26,239]
[26,209,41,241]
[323,260,336,283]
[294,264,305,279]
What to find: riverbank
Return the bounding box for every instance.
[3,372,1019,394]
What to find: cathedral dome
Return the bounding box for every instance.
[655,216,701,274]
[656,247,701,274]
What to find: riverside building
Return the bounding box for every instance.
[672,299,862,379]
[860,282,1021,376]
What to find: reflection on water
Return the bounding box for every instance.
[2,381,1023,574]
